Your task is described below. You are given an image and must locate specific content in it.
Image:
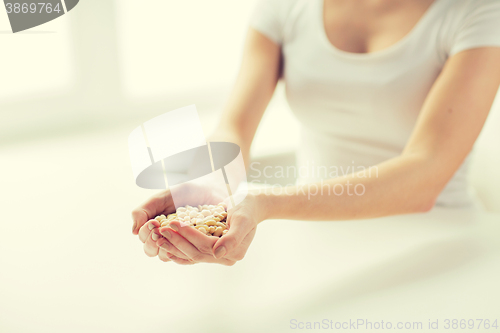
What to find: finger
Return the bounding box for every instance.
[159,226,207,262]
[168,221,217,255]
[131,191,172,235]
[143,227,161,257]
[139,219,159,243]
[212,214,249,259]
[156,237,190,260]
[157,229,239,265]
[158,247,172,262]
[166,253,195,265]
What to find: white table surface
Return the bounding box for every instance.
[1,123,499,333]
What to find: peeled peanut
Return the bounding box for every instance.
[209,226,215,233]
[223,229,228,235]
[215,222,226,229]
[205,219,216,226]
[196,224,207,230]
[213,227,223,237]
[196,225,209,234]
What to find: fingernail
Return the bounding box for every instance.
[132,221,137,232]
[160,243,170,250]
[214,246,226,259]
[152,233,160,241]
[161,229,171,239]
[169,224,178,232]
[148,223,155,231]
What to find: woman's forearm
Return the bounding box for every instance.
[209,29,281,166]
[256,152,451,222]
[255,48,500,223]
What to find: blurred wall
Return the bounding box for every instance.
[0,0,259,144]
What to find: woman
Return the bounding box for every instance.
[132,0,500,265]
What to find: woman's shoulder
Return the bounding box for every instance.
[440,0,500,19]
[438,0,500,57]
[250,0,305,45]
[254,0,302,16]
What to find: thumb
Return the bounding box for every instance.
[213,216,248,259]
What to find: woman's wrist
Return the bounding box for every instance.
[251,189,277,223]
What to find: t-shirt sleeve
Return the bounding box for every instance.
[449,0,500,56]
[249,0,292,45]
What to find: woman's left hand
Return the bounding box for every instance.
[156,193,265,265]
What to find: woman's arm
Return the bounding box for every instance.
[209,28,282,165]
[131,29,281,259]
[207,47,500,261]
[162,47,500,262]
[257,47,500,221]
[151,47,500,263]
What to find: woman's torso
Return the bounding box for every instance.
[279,0,478,206]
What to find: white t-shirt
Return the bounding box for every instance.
[250,0,500,207]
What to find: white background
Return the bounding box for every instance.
[1,1,499,332]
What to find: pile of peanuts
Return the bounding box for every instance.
[153,202,229,237]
